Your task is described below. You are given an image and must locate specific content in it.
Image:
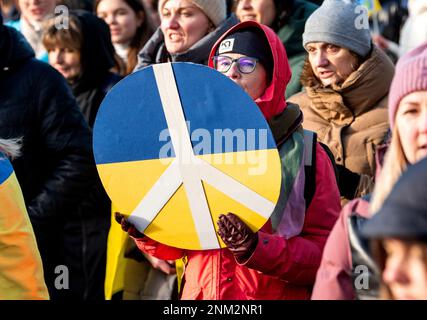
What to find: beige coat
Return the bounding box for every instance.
[288,46,394,198]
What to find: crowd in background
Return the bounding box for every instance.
[1,0,427,301]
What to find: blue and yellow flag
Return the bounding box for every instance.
[0,153,48,299]
[94,63,282,251]
[357,0,382,14]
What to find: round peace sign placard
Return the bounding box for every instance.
[93,62,281,250]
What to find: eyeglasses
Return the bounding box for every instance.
[212,56,259,74]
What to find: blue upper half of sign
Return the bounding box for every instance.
[94,63,277,164]
[0,153,13,185]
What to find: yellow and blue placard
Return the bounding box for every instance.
[94,62,281,250]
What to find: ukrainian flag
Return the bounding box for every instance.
[0,153,48,299]
[94,63,281,251]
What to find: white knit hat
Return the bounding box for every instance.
[159,0,227,27]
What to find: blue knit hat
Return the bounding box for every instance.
[303,0,372,57]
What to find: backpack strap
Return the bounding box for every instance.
[303,131,339,209]
[303,130,317,210]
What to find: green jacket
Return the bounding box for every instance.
[276,0,318,98]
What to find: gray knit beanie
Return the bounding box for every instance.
[303,0,372,57]
[159,0,227,27]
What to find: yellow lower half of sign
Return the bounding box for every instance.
[97,149,281,250]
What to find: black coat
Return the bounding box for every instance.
[61,11,121,300]
[0,26,98,299]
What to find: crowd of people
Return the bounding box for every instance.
[1,0,426,301]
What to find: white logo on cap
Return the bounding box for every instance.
[218,38,235,54]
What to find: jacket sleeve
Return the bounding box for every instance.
[132,235,185,261]
[241,143,341,286]
[310,203,355,300]
[27,66,97,222]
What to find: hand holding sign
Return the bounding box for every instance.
[217,212,258,262]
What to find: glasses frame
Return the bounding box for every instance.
[212,55,259,74]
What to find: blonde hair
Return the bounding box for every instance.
[0,138,22,159]
[370,125,408,214]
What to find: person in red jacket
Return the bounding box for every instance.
[116,21,340,300]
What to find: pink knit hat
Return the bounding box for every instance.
[388,43,427,129]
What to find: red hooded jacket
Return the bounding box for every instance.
[133,21,341,300]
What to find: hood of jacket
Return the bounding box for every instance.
[300,45,395,120]
[276,0,318,57]
[0,25,35,73]
[208,20,292,121]
[70,10,116,95]
[135,14,239,70]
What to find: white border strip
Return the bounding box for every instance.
[129,159,182,232]
[153,64,219,249]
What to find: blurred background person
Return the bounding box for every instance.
[233,0,318,98]
[372,0,407,62]
[0,138,49,300]
[141,0,160,26]
[95,0,155,75]
[59,0,94,10]
[6,0,57,62]
[44,10,121,127]
[373,0,427,60]
[362,158,427,300]
[42,10,122,299]
[1,0,20,22]
[396,0,426,56]
[312,43,427,300]
[288,0,394,203]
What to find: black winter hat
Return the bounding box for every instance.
[361,158,427,242]
[216,27,274,79]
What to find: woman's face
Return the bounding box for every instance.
[160,0,211,54]
[396,91,427,164]
[97,0,143,45]
[382,239,427,300]
[48,47,81,81]
[235,0,276,27]
[215,53,269,100]
[18,0,57,22]
[306,42,358,87]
